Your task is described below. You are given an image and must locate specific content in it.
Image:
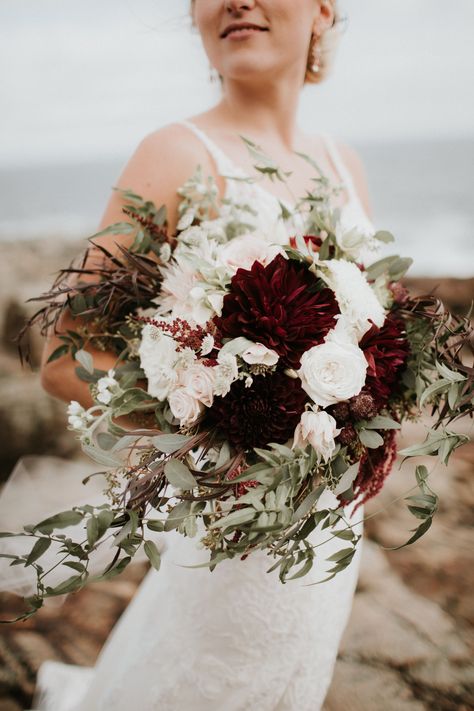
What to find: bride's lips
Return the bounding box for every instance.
[220,23,269,41]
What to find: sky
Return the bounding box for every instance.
[1,0,474,167]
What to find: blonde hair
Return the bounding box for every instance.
[190,0,341,86]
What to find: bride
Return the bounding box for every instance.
[21,1,375,709]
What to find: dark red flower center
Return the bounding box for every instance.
[215,254,339,368]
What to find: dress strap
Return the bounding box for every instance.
[320,133,359,205]
[177,120,238,176]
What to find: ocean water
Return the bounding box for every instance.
[0,138,472,277]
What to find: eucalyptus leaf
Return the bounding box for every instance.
[143,540,162,571]
[75,349,94,375]
[286,556,314,581]
[81,443,123,469]
[435,361,466,383]
[419,379,451,408]
[209,507,255,530]
[358,429,384,449]
[35,510,84,534]
[291,486,325,524]
[333,463,359,497]
[145,519,164,533]
[364,416,401,431]
[164,501,192,532]
[86,517,100,547]
[26,537,51,566]
[45,574,85,596]
[326,547,355,563]
[97,433,119,451]
[374,230,395,244]
[164,459,198,490]
[152,434,192,454]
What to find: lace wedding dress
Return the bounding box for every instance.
[15,120,373,711]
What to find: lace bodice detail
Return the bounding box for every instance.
[177,119,375,239]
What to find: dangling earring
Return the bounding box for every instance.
[209,64,219,83]
[309,32,322,74]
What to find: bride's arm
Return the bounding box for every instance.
[40,123,222,408]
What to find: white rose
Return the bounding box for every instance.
[241,343,279,367]
[319,259,385,339]
[298,340,368,407]
[218,234,285,273]
[168,388,203,426]
[180,364,216,407]
[325,314,359,347]
[293,409,341,462]
[139,328,179,400]
[149,369,179,401]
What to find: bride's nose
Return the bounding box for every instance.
[224,0,256,13]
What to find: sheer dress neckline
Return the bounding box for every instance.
[178,119,366,218]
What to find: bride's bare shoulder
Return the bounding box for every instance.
[97,123,222,237]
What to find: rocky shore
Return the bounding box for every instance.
[0,237,473,710]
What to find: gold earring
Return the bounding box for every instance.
[309,33,322,74]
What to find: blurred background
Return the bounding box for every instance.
[0,2,473,709]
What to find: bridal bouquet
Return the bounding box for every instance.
[3,145,473,620]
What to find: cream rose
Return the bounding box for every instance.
[168,388,204,426]
[180,364,216,407]
[298,341,368,407]
[139,328,179,400]
[293,409,341,462]
[218,234,285,273]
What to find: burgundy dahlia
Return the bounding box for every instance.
[215,255,339,368]
[360,315,410,409]
[208,372,307,450]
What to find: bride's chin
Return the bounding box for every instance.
[220,61,276,84]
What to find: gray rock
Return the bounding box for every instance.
[324,659,426,711]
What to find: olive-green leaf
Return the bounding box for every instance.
[164,459,197,490]
[146,519,165,532]
[35,510,84,534]
[209,507,255,530]
[82,444,123,469]
[291,486,325,524]
[45,574,85,596]
[374,230,395,244]
[75,349,94,375]
[364,416,401,430]
[164,501,192,532]
[152,434,192,454]
[87,517,100,547]
[359,429,384,449]
[62,561,86,573]
[97,509,115,538]
[26,537,51,566]
[419,379,450,408]
[144,540,162,571]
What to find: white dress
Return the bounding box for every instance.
[25,121,373,711]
